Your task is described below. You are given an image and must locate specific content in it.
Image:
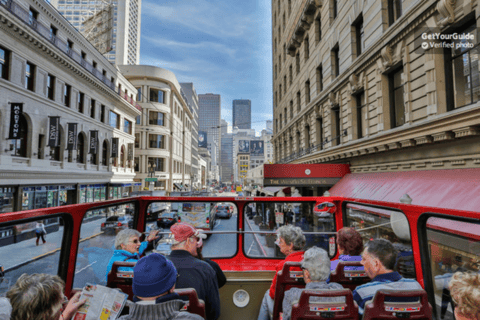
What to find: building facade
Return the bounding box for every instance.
[232,128,256,183]
[0,0,140,213]
[118,65,194,192]
[272,0,480,184]
[51,0,141,65]
[232,99,251,129]
[198,93,221,164]
[220,132,233,184]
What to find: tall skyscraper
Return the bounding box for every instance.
[198,93,221,165]
[51,0,141,65]
[232,99,251,129]
[220,133,233,184]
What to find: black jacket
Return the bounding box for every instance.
[168,250,220,320]
[204,259,226,288]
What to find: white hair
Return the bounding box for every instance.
[301,246,331,281]
[115,229,141,250]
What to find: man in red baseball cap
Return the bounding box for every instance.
[167,223,220,320]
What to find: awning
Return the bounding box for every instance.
[329,169,480,212]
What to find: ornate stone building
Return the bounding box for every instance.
[272,0,480,178]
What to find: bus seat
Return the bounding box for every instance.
[106,261,136,300]
[291,289,358,320]
[363,289,433,320]
[175,288,206,319]
[273,262,305,320]
[329,261,370,291]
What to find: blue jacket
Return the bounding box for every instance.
[105,241,149,281]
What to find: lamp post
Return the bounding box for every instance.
[147,162,156,191]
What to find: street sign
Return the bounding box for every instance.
[145,178,157,182]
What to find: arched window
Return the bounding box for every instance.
[12,114,28,157]
[120,145,125,168]
[102,140,108,166]
[76,134,84,163]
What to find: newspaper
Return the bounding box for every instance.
[73,284,127,320]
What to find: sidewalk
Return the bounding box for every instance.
[244,214,277,257]
[2,219,103,271]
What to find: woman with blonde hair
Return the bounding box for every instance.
[449,272,480,320]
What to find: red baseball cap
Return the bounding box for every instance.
[170,222,207,243]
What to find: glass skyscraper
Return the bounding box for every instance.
[198,93,221,166]
[232,99,251,129]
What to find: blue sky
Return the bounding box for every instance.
[140,0,273,134]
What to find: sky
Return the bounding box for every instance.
[140,0,273,135]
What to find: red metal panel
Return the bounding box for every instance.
[263,164,350,178]
[329,169,480,212]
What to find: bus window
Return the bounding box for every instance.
[0,216,64,296]
[73,203,135,289]
[426,217,480,320]
[345,203,415,278]
[243,201,336,259]
[149,201,238,258]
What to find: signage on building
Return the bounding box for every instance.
[238,140,250,153]
[47,116,60,147]
[89,130,98,154]
[198,131,207,148]
[111,137,119,158]
[67,123,78,150]
[263,177,342,187]
[250,140,264,155]
[8,103,23,139]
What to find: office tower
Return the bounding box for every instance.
[51,0,141,65]
[220,133,233,184]
[221,119,229,136]
[232,99,251,129]
[198,93,221,165]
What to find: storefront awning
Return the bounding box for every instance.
[329,169,480,212]
[263,164,350,186]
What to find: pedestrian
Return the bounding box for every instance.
[35,220,47,246]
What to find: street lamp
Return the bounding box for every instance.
[147,162,156,191]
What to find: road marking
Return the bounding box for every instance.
[76,261,97,274]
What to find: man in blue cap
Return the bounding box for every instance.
[118,253,203,320]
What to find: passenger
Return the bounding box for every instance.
[352,238,423,315]
[449,272,480,320]
[118,253,203,320]
[105,228,159,281]
[282,246,343,320]
[196,239,227,289]
[6,273,86,320]
[330,227,363,272]
[257,225,306,320]
[167,222,220,320]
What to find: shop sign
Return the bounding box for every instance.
[47,116,60,147]
[67,123,78,150]
[264,177,341,186]
[8,103,23,139]
[89,131,98,154]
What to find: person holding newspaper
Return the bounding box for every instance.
[118,253,203,320]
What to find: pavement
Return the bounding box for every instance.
[1,219,104,271]
[244,212,278,257]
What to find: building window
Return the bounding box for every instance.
[284,107,287,125]
[284,75,287,92]
[134,156,139,171]
[356,91,367,139]
[136,115,141,125]
[305,80,311,104]
[109,111,120,129]
[296,91,301,112]
[353,15,364,57]
[100,105,106,123]
[331,0,338,20]
[102,140,108,166]
[124,119,132,134]
[77,133,84,164]
[64,84,71,107]
[149,134,165,149]
[136,87,142,101]
[78,92,84,113]
[388,0,402,26]
[290,100,293,119]
[0,47,10,80]
[315,15,322,44]
[332,45,340,77]
[25,62,35,91]
[135,133,140,148]
[149,111,165,126]
[304,36,310,60]
[47,74,55,100]
[28,7,38,26]
[67,40,73,55]
[445,21,480,110]
[149,157,165,171]
[289,65,293,85]
[332,106,341,146]
[90,99,96,118]
[389,67,405,128]
[316,117,323,150]
[316,65,323,94]
[279,114,283,129]
[296,52,300,75]
[150,88,164,103]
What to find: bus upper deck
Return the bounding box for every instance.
[0,195,478,320]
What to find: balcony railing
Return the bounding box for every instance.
[0,0,140,111]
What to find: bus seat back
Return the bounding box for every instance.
[273,262,305,320]
[106,261,136,300]
[363,289,433,320]
[175,288,206,319]
[291,289,358,320]
[329,261,370,291]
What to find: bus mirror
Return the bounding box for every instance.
[314,202,336,218]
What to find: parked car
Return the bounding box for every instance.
[156,211,179,229]
[100,215,133,234]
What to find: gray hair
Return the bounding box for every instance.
[301,246,331,281]
[277,225,306,251]
[7,273,64,320]
[115,228,141,250]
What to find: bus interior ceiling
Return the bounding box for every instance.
[0,196,478,320]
